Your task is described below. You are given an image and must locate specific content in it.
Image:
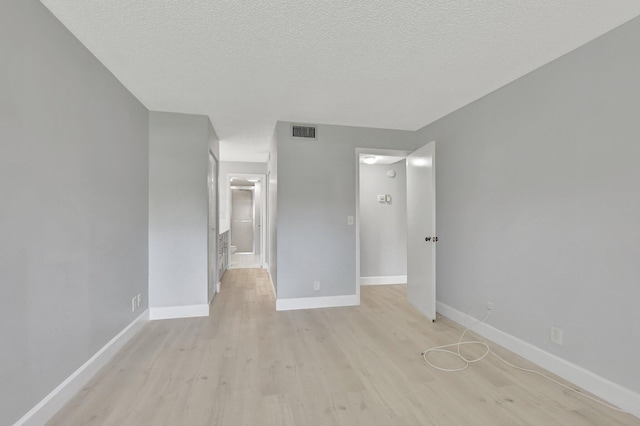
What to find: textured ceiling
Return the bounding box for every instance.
[40,1,640,162]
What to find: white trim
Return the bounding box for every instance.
[216,281,221,293]
[437,301,640,418]
[276,294,359,311]
[360,275,407,285]
[14,310,149,426]
[149,304,209,320]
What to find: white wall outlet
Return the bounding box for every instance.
[486,301,494,311]
[313,281,320,291]
[137,294,142,307]
[347,215,354,225]
[131,297,136,312]
[377,194,386,203]
[550,325,563,345]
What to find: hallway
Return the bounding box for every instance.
[49,270,638,425]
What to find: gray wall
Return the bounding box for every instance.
[207,121,220,301]
[0,1,149,424]
[268,136,278,293]
[149,112,211,309]
[359,162,407,278]
[416,16,640,394]
[275,122,415,299]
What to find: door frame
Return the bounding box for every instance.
[355,148,413,303]
[225,172,267,268]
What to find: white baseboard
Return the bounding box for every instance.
[216,282,221,293]
[14,310,149,426]
[276,294,359,311]
[436,302,640,419]
[360,275,407,285]
[149,304,209,320]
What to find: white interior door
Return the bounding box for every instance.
[406,141,436,321]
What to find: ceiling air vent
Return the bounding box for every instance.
[291,124,317,140]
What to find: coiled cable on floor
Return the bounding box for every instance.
[421,311,628,414]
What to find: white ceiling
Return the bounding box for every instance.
[40,1,640,163]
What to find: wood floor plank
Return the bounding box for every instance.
[48,271,640,425]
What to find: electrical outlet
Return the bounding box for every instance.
[313,281,320,291]
[550,325,563,345]
[137,294,142,307]
[486,301,494,311]
[131,297,136,312]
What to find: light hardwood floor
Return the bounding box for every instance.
[49,269,639,425]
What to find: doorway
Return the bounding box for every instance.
[227,173,266,269]
[231,187,255,252]
[356,143,437,321]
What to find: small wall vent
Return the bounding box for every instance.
[291,124,317,140]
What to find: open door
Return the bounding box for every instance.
[406,141,436,321]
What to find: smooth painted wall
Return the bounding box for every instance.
[149,112,211,309]
[416,16,640,394]
[0,1,149,424]
[207,121,220,302]
[359,162,407,278]
[275,123,415,299]
[268,135,278,293]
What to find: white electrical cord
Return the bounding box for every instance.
[422,311,628,414]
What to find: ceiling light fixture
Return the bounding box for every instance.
[362,155,377,165]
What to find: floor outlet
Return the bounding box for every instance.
[550,325,563,345]
[313,281,320,291]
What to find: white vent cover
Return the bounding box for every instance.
[291,124,317,140]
